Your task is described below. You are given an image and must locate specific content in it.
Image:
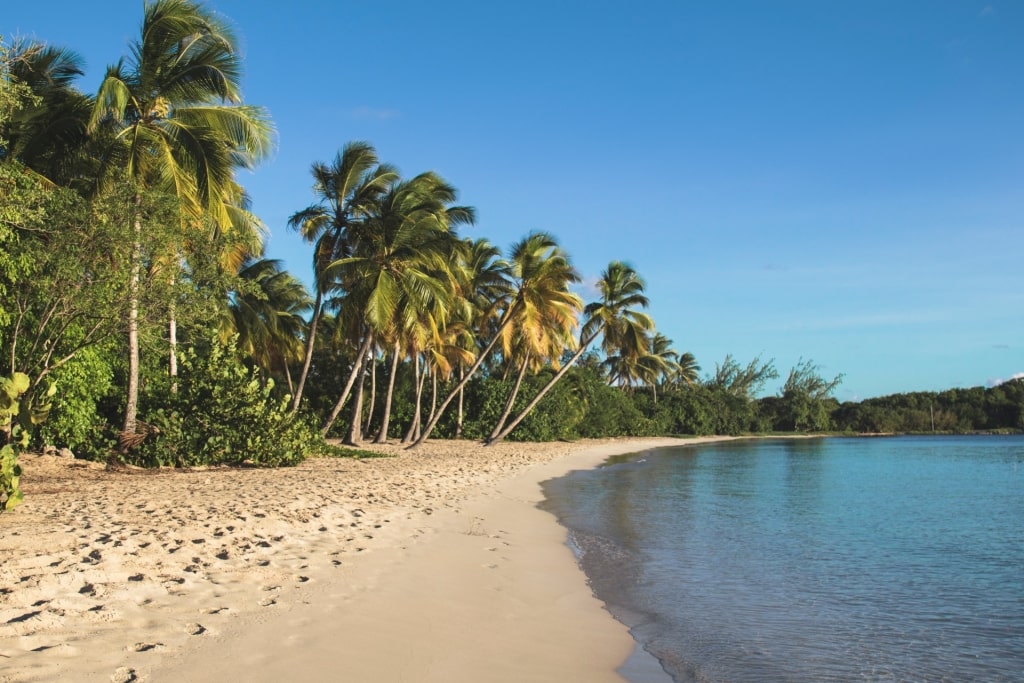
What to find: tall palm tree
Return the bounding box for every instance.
[411,232,580,448]
[319,172,473,443]
[89,0,274,439]
[448,238,513,437]
[286,141,397,413]
[485,260,652,446]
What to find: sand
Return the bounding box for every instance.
[0,436,702,682]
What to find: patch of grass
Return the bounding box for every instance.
[312,443,392,459]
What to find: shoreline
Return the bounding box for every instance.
[1,436,724,682]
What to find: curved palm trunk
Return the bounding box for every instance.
[408,307,517,448]
[487,354,529,442]
[284,359,294,395]
[402,354,424,443]
[320,333,373,437]
[344,357,368,446]
[485,329,601,446]
[290,290,322,413]
[121,201,143,442]
[374,341,401,443]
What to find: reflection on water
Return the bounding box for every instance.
[541,436,1024,683]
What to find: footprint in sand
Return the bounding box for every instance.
[129,642,162,652]
[185,623,206,635]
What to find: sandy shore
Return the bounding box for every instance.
[1,436,706,682]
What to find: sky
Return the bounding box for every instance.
[5,0,1022,401]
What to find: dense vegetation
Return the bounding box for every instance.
[1,3,1020,509]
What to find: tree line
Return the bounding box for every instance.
[2,2,1019,510]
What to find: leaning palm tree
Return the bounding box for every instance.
[411,232,580,448]
[286,142,398,413]
[89,0,274,439]
[484,260,652,446]
[486,276,580,442]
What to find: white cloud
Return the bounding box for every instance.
[987,372,1024,387]
[980,5,995,17]
[574,275,602,302]
[350,106,400,121]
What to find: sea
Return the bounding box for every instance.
[540,436,1024,683]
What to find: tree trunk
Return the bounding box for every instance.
[455,364,465,439]
[320,333,373,437]
[121,199,143,441]
[284,358,294,396]
[402,354,423,443]
[344,350,368,446]
[428,368,438,425]
[290,289,322,414]
[487,354,529,442]
[365,350,377,435]
[374,341,401,443]
[168,309,178,391]
[486,330,601,446]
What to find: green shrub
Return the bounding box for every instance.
[37,346,116,459]
[133,338,321,468]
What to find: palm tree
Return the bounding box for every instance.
[224,258,311,390]
[89,0,274,439]
[1,39,92,186]
[448,238,512,437]
[411,232,580,448]
[486,271,580,442]
[286,141,397,414]
[320,171,473,443]
[602,330,676,400]
[485,260,652,446]
[675,351,701,388]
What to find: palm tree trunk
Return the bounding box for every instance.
[121,199,143,441]
[290,290,322,414]
[402,354,423,443]
[168,304,178,393]
[429,368,438,424]
[486,330,601,446]
[284,359,294,396]
[320,333,373,437]
[487,354,529,442]
[455,364,465,439]
[365,350,377,435]
[344,354,368,446]
[375,342,401,443]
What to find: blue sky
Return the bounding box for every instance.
[5,1,1022,400]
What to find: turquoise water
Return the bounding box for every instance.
[541,436,1024,682]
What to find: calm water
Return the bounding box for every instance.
[541,436,1024,682]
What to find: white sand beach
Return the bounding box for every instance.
[1,437,719,682]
